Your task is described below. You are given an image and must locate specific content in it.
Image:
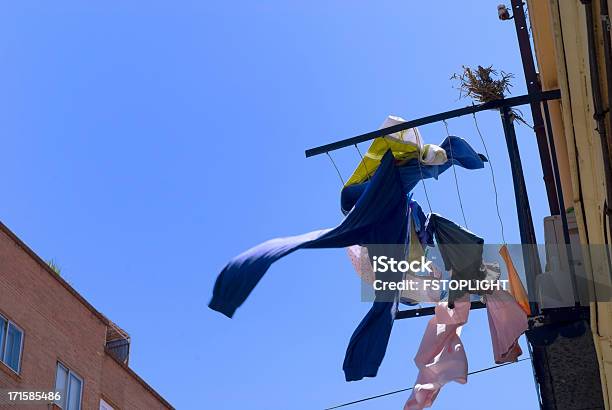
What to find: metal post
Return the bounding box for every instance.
[500,106,541,314]
[510,0,560,216]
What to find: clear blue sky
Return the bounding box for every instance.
[0,1,547,409]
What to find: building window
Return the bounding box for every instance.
[54,362,83,410]
[0,314,24,373]
[99,398,114,410]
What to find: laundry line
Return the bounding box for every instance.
[323,357,530,410]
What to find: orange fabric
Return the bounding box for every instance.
[499,245,531,315]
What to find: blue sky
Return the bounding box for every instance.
[0,1,547,409]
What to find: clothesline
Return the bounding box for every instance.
[325,113,507,241]
[209,120,531,410]
[323,358,530,410]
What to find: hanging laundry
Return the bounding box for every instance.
[209,140,486,384]
[485,289,528,364]
[409,200,429,245]
[347,245,375,283]
[346,223,443,304]
[342,227,415,382]
[344,201,442,383]
[408,212,426,264]
[341,136,487,214]
[405,295,471,410]
[209,150,408,318]
[345,116,422,187]
[343,300,397,381]
[419,143,448,166]
[499,244,531,315]
[347,199,427,283]
[210,142,486,317]
[423,213,486,303]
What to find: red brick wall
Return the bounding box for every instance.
[0,227,171,409]
[100,355,170,410]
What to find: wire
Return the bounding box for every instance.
[443,120,468,228]
[323,358,530,410]
[354,144,370,181]
[472,112,507,244]
[326,151,345,186]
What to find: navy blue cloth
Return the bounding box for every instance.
[209,150,408,319]
[210,151,410,383]
[341,136,487,214]
[343,300,397,381]
[209,138,486,383]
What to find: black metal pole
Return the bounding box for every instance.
[542,100,581,306]
[510,0,560,216]
[305,90,561,158]
[501,106,541,315]
[395,301,485,320]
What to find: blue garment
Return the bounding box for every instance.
[343,198,435,381]
[341,136,487,214]
[210,151,410,383]
[343,299,397,381]
[209,150,408,319]
[209,138,486,383]
[410,199,428,246]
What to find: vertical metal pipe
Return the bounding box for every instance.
[542,100,581,306]
[510,0,560,216]
[501,106,542,314]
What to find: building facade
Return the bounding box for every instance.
[528,0,612,408]
[0,222,172,410]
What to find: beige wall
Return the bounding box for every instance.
[528,1,612,408]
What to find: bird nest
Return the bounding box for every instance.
[451,65,514,104]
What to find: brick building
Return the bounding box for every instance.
[0,222,173,410]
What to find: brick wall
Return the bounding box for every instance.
[0,225,172,410]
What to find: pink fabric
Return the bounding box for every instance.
[404,296,470,410]
[485,290,528,364]
[347,245,375,283]
[346,245,442,303]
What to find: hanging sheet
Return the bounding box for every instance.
[485,289,528,364]
[405,296,471,410]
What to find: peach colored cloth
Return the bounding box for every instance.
[485,289,528,364]
[347,245,375,284]
[404,296,470,410]
[346,245,442,303]
[499,245,531,315]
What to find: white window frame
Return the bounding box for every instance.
[99,398,115,410]
[54,361,84,410]
[0,313,24,374]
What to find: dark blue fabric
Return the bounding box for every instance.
[209,138,487,383]
[424,213,485,303]
[343,300,397,381]
[341,136,487,214]
[209,150,408,319]
[342,196,430,381]
[410,199,429,246]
